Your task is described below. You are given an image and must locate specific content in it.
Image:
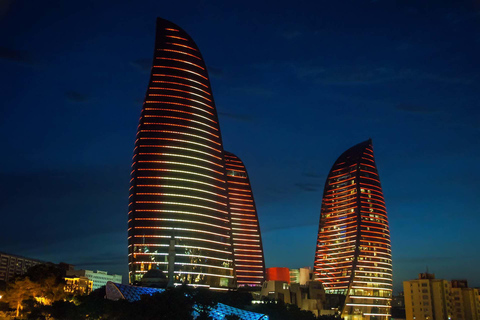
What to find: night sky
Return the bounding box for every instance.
[1,0,479,293]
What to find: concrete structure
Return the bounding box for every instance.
[290,267,313,285]
[260,279,328,317]
[66,269,122,291]
[403,273,480,320]
[313,139,392,320]
[0,251,44,283]
[261,280,292,303]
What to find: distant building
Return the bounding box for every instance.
[66,270,122,291]
[290,267,313,285]
[261,280,292,303]
[391,292,406,320]
[404,273,452,320]
[403,273,480,320]
[64,275,93,295]
[451,280,480,320]
[392,292,405,308]
[266,267,290,283]
[0,251,44,283]
[260,279,328,317]
[291,281,328,317]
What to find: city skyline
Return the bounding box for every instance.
[1,0,479,294]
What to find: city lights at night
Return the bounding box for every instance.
[1,1,479,319]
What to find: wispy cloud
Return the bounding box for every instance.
[263,222,317,233]
[0,46,35,66]
[446,10,480,25]
[281,30,302,40]
[72,254,126,267]
[130,58,151,73]
[207,65,224,78]
[295,182,322,192]
[292,65,404,85]
[66,91,89,103]
[396,256,454,263]
[218,111,253,122]
[396,103,437,114]
[0,0,13,18]
[302,172,324,179]
[290,62,476,86]
[231,85,273,98]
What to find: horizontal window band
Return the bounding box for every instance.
[136,201,228,214]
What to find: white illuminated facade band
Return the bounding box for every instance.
[313,139,392,320]
[128,18,235,289]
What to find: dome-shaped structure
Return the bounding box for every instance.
[140,268,168,288]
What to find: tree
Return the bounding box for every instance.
[191,288,218,320]
[217,290,252,309]
[3,277,40,317]
[318,315,340,319]
[3,264,68,319]
[249,300,317,320]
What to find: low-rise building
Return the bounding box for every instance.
[261,280,292,303]
[289,267,313,285]
[260,279,328,317]
[64,276,93,295]
[66,270,122,291]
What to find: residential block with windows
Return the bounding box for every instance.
[66,270,122,291]
[0,251,44,283]
[403,273,480,320]
[64,276,93,295]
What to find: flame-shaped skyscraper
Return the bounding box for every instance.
[128,18,234,289]
[224,151,266,287]
[313,139,392,319]
[128,18,265,290]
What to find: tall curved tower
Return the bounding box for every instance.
[313,139,392,320]
[224,151,265,287]
[128,18,235,289]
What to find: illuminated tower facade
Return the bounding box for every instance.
[313,139,392,320]
[128,18,235,289]
[224,151,265,287]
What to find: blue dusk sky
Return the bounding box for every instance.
[1,0,479,293]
